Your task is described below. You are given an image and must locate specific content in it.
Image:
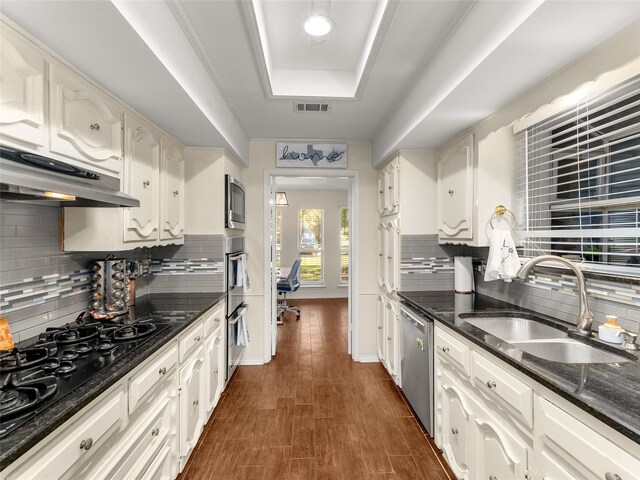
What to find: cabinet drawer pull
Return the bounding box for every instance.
[90,123,100,131]
[486,380,497,389]
[159,367,167,375]
[151,427,160,437]
[193,400,199,406]
[387,256,392,260]
[79,438,93,451]
[214,317,220,324]
[194,335,201,342]
[451,428,458,435]
[448,189,454,196]
[143,180,150,188]
[605,474,622,480]
[173,190,179,196]
[442,346,450,353]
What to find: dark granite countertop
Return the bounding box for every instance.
[0,292,225,471]
[397,291,640,445]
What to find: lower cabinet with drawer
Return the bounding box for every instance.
[434,324,640,480]
[0,299,226,480]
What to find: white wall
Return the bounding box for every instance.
[243,142,379,364]
[277,189,349,299]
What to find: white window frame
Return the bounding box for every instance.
[339,206,349,285]
[297,207,325,286]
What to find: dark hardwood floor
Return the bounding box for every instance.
[179,298,453,480]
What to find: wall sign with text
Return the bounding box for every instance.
[276,143,347,168]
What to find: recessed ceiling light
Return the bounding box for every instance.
[303,15,333,37]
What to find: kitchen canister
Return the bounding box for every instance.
[454,256,474,294]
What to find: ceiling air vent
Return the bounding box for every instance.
[294,102,330,113]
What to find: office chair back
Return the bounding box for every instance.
[287,259,301,290]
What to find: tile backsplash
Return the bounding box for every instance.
[0,201,224,342]
[400,234,465,291]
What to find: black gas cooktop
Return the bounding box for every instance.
[0,314,171,438]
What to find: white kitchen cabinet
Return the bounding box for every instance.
[49,61,123,176]
[376,294,386,362]
[205,331,223,418]
[440,369,471,479]
[160,136,185,241]
[384,299,400,385]
[179,345,205,471]
[377,173,385,216]
[140,443,173,480]
[473,415,529,480]
[128,342,178,414]
[0,24,46,147]
[5,384,127,480]
[536,397,640,480]
[377,223,385,288]
[384,158,400,215]
[123,113,160,243]
[384,219,400,293]
[438,133,474,242]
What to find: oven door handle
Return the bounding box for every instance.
[228,306,248,325]
[228,253,246,262]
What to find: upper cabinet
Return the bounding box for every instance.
[160,137,185,241]
[378,156,400,217]
[0,25,46,147]
[438,133,474,242]
[49,62,124,176]
[123,114,160,244]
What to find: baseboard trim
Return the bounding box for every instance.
[287,292,348,300]
[239,357,266,366]
[357,355,381,363]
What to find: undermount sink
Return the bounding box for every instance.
[463,316,634,364]
[463,316,568,342]
[510,339,632,364]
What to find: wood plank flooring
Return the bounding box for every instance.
[179,299,453,480]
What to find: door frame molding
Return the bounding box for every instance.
[262,169,360,362]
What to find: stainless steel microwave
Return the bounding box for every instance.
[225,174,245,230]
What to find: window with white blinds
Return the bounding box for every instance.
[340,207,349,284]
[298,209,324,284]
[517,73,640,275]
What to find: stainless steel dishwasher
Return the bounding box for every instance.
[400,305,434,436]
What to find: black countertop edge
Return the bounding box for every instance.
[0,292,225,471]
[397,291,640,445]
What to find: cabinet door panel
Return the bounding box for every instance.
[49,62,123,175]
[441,370,471,479]
[438,134,473,240]
[205,334,223,416]
[160,136,184,241]
[376,294,385,361]
[384,300,395,377]
[179,348,205,468]
[377,223,385,288]
[0,26,45,146]
[473,417,528,480]
[123,115,160,243]
[377,173,385,215]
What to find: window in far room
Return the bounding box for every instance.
[298,208,324,284]
[340,207,349,283]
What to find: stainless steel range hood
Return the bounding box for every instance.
[0,145,139,208]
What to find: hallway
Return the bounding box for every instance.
[179,299,452,480]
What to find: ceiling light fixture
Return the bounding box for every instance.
[303,15,333,37]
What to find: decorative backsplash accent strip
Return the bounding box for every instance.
[0,270,91,315]
[149,259,224,275]
[401,258,454,275]
[474,260,640,308]
[400,234,466,291]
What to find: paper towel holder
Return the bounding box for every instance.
[490,205,516,231]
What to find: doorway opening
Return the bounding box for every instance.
[263,171,359,360]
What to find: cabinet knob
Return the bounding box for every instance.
[605,474,623,480]
[451,428,458,435]
[442,346,450,353]
[173,190,179,196]
[90,123,100,131]
[387,336,392,341]
[214,317,220,324]
[194,336,201,342]
[448,189,454,196]
[151,427,160,437]
[159,367,167,375]
[388,185,392,190]
[193,400,199,406]
[214,369,218,374]
[379,190,383,194]
[79,438,93,451]
[143,180,150,188]
[378,326,383,330]
[489,477,497,480]
[486,380,497,389]
[387,256,392,260]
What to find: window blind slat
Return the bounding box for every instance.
[519,73,640,269]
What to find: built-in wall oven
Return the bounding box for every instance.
[226,236,248,381]
[225,174,245,230]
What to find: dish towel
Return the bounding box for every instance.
[484,229,520,282]
[237,313,250,347]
